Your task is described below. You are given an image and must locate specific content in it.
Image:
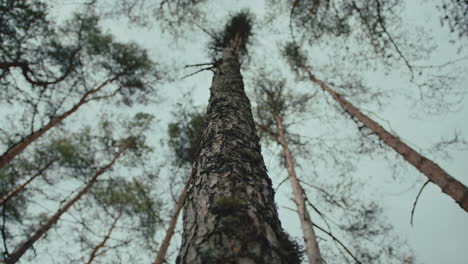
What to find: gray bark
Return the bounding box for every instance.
[176,48,300,263]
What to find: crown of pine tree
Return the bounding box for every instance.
[210,10,253,57]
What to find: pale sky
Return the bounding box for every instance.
[4,0,468,263]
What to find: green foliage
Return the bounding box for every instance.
[167,111,206,165]
[49,139,81,165]
[277,231,304,264]
[0,0,49,62]
[288,0,352,41]
[34,134,94,172]
[252,70,315,141]
[92,178,162,240]
[285,0,402,60]
[282,42,307,75]
[1,1,158,108]
[0,167,27,223]
[210,10,254,57]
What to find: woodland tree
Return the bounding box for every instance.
[282,43,468,212]
[252,72,415,263]
[1,113,157,263]
[176,12,302,263]
[0,0,159,169]
[153,106,206,264]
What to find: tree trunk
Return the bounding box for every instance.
[275,116,322,264]
[4,140,132,264]
[0,75,120,170]
[302,65,468,212]
[176,46,300,263]
[154,171,194,264]
[0,160,55,207]
[85,213,121,264]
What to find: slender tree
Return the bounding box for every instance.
[89,176,162,263]
[0,160,54,207]
[3,138,134,264]
[1,112,156,263]
[283,43,468,212]
[253,75,322,264]
[176,12,302,263]
[154,109,205,264]
[0,4,158,170]
[252,72,416,263]
[84,212,122,264]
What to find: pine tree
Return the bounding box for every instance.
[154,107,206,264]
[252,71,416,263]
[0,1,158,169]
[176,12,302,263]
[253,75,322,264]
[4,138,133,264]
[283,43,468,212]
[2,113,155,263]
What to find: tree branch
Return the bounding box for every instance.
[410,180,430,226]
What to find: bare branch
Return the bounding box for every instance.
[312,223,362,264]
[410,180,430,226]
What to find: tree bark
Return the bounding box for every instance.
[3,140,132,264]
[176,46,299,263]
[302,65,468,212]
[275,116,322,264]
[153,171,194,264]
[0,75,121,170]
[0,160,55,207]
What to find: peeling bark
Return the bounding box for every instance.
[177,47,299,263]
[4,140,132,264]
[275,116,322,264]
[302,65,468,212]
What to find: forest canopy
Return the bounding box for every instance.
[0,0,467,263]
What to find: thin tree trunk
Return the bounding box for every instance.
[85,213,121,264]
[275,115,322,264]
[0,75,122,170]
[154,171,194,264]
[0,160,55,207]
[302,65,468,212]
[177,39,299,263]
[4,140,132,264]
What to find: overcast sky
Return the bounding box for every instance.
[9,0,468,263]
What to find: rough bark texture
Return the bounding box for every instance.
[154,172,194,264]
[4,141,131,264]
[275,116,322,264]
[303,66,468,212]
[176,47,300,263]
